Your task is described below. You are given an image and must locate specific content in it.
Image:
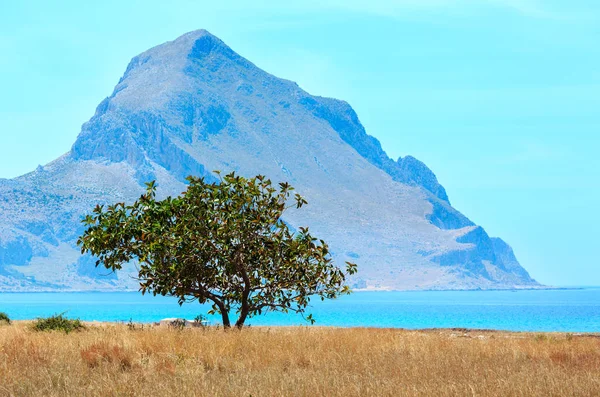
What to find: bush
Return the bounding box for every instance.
[193,314,208,328]
[169,318,187,330]
[0,312,10,325]
[32,313,85,333]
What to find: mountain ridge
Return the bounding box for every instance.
[0,29,538,291]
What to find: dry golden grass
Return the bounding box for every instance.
[1,323,600,396]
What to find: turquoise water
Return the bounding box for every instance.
[1,289,600,332]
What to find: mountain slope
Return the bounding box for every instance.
[0,30,538,291]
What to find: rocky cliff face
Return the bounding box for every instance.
[0,30,538,291]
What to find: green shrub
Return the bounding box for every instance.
[194,314,208,328]
[32,313,85,333]
[169,318,187,330]
[0,312,10,325]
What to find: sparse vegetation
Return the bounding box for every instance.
[1,323,599,396]
[127,318,144,331]
[31,313,85,334]
[0,312,10,325]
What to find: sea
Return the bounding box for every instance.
[2,288,600,332]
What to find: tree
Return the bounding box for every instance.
[78,172,357,328]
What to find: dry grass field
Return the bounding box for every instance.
[1,322,599,396]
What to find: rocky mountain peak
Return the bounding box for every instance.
[0,30,539,291]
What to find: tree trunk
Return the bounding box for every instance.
[221,310,231,329]
[235,304,249,329]
[234,251,251,329]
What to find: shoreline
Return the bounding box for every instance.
[0,285,590,294]
[7,320,600,335]
[8,318,600,339]
[3,289,597,334]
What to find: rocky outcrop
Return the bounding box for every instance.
[491,237,535,283]
[299,96,449,202]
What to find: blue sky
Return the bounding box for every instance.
[0,0,598,286]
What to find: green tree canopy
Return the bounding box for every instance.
[78,172,357,328]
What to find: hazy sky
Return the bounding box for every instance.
[0,0,598,286]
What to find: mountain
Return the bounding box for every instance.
[0,30,539,291]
